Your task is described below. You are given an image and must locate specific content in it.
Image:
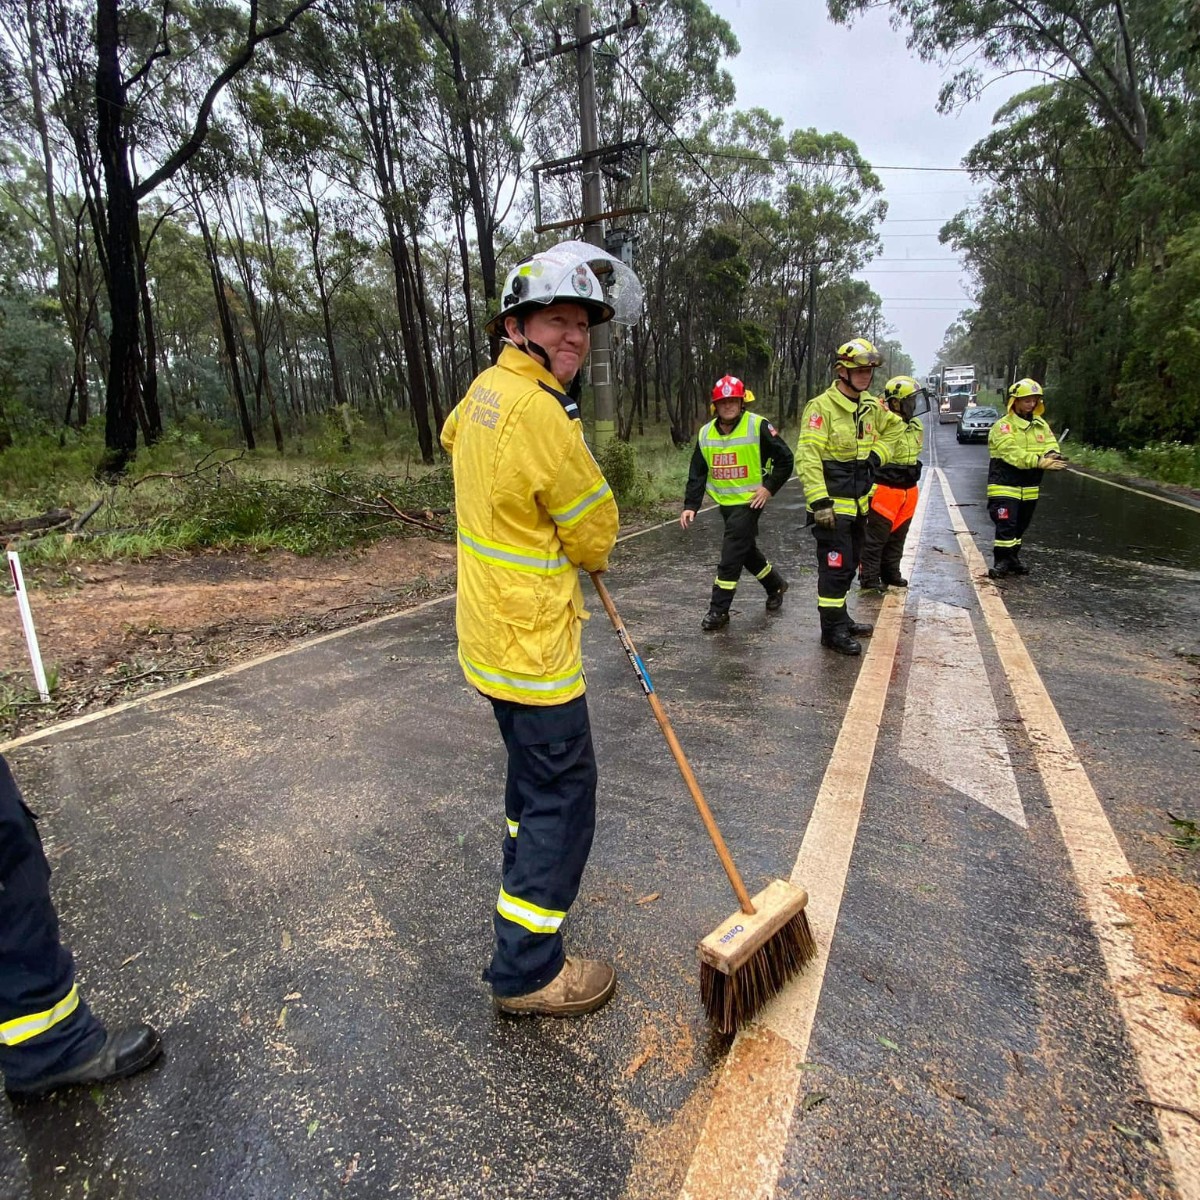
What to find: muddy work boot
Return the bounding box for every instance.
[493,957,617,1018]
[821,630,862,656]
[1010,556,1030,576]
[701,608,730,631]
[858,576,887,595]
[988,559,1018,579]
[845,618,874,638]
[765,580,789,612]
[881,573,909,587]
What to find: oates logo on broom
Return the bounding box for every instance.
[719,923,745,945]
[827,550,843,567]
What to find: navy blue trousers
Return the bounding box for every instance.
[484,695,597,998]
[0,755,105,1088]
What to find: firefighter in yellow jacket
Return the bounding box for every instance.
[797,338,891,656]
[441,241,641,1018]
[987,378,1067,578]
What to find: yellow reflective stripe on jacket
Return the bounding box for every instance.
[0,984,79,1047]
[457,528,572,576]
[459,649,583,699]
[497,887,566,933]
[549,479,613,529]
[700,413,764,505]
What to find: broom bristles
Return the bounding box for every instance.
[700,907,816,1035]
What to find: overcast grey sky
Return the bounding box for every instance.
[705,0,1025,373]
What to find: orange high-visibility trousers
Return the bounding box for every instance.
[869,482,918,531]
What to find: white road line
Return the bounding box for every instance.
[901,598,1025,827]
[679,483,933,1200]
[936,466,1200,1200]
[1067,467,1200,513]
[0,504,700,754]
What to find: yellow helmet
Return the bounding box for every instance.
[1007,378,1044,401]
[744,387,756,407]
[835,338,883,370]
[883,375,923,403]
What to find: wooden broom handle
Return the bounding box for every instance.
[589,572,756,915]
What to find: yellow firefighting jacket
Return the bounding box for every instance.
[873,403,924,488]
[798,383,890,517]
[440,346,618,705]
[987,394,1060,502]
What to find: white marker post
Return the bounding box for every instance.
[7,550,50,702]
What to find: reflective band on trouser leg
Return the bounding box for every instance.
[814,519,856,633]
[0,984,79,1047]
[486,695,597,998]
[496,887,565,934]
[755,563,773,580]
[988,497,1022,563]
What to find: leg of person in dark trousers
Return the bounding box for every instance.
[881,516,913,584]
[486,695,597,999]
[1012,497,1038,572]
[0,755,160,1100]
[858,508,892,589]
[704,506,785,628]
[988,498,1023,576]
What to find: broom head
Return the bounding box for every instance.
[698,879,815,1035]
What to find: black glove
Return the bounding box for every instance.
[867,451,882,470]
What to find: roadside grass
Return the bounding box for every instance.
[7,415,1189,568]
[1068,440,1200,489]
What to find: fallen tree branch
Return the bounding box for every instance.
[375,493,447,534]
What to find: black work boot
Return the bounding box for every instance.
[6,1025,162,1101]
[881,573,909,587]
[988,559,1018,579]
[858,576,887,595]
[701,608,730,631]
[821,630,862,656]
[765,579,789,612]
[1010,556,1029,576]
[846,618,874,638]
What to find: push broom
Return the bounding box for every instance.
[590,573,816,1034]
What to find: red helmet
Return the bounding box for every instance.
[711,375,746,402]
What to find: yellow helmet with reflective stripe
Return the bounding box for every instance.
[834,338,883,370]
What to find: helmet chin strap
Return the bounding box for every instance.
[511,316,551,372]
[837,368,865,399]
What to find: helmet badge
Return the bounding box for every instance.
[572,265,594,297]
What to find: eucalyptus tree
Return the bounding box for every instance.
[88,0,320,470]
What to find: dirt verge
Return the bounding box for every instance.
[0,533,458,741]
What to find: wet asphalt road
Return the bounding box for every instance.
[1,420,1198,1200]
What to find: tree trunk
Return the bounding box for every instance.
[95,0,142,472]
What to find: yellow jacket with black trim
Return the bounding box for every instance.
[986,395,1059,499]
[440,345,618,706]
[797,383,890,516]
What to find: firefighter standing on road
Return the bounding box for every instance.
[986,378,1067,578]
[859,375,925,593]
[1,754,161,1100]
[680,376,794,631]
[441,241,641,1018]
[798,338,890,656]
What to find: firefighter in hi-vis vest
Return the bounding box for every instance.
[441,241,642,1019]
[987,377,1067,578]
[680,375,794,631]
[858,374,925,593]
[797,338,891,656]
